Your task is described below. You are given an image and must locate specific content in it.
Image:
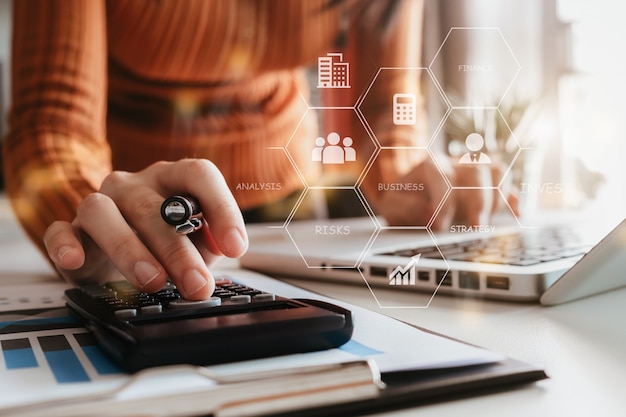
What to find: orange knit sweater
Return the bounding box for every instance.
[3,0,425,253]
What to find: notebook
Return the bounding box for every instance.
[241,214,626,306]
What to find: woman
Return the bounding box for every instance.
[3,0,495,299]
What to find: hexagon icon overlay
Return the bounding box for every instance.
[309,50,373,108]
[430,27,521,108]
[432,188,519,242]
[501,147,581,228]
[285,188,378,269]
[286,108,377,188]
[233,147,307,227]
[271,26,531,308]
[357,230,450,308]
[431,107,521,185]
[359,148,450,228]
[358,67,449,148]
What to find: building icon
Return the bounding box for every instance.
[388,254,421,286]
[317,52,350,88]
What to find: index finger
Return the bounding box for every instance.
[453,163,493,225]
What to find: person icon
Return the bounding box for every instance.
[312,136,325,162]
[343,137,356,162]
[321,132,345,164]
[459,132,491,164]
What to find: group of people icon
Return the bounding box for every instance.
[312,132,356,164]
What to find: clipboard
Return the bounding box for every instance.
[0,269,547,417]
[262,317,548,416]
[0,312,546,417]
[1,340,545,417]
[2,360,384,417]
[280,350,546,417]
[265,283,548,416]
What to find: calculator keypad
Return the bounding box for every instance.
[64,274,354,371]
[75,276,282,321]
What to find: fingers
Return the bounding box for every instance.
[189,219,224,259]
[149,160,249,258]
[454,188,492,225]
[378,157,452,228]
[52,159,244,300]
[80,191,215,300]
[451,163,493,225]
[44,219,124,286]
[44,221,86,271]
[379,187,432,226]
[507,191,520,217]
[491,164,520,216]
[74,193,175,293]
[426,158,454,230]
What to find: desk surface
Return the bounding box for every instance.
[1,199,625,417]
[282,277,626,416]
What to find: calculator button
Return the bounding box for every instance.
[155,292,180,303]
[140,304,163,314]
[214,289,236,297]
[82,286,116,298]
[114,308,137,319]
[169,296,222,308]
[241,289,262,296]
[230,295,251,304]
[162,281,177,291]
[253,293,275,302]
[214,277,233,286]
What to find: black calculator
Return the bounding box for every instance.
[64,276,354,372]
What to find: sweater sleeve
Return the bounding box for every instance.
[3,0,111,254]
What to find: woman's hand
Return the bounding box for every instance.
[378,157,518,229]
[376,157,452,228]
[43,159,248,300]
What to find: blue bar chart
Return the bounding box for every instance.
[0,308,123,384]
[1,338,38,369]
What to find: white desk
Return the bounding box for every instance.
[281,277,626,416]
[1,199,625,417]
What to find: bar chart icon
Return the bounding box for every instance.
[388,254,421,286]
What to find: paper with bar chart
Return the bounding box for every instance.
[0,269,504,412]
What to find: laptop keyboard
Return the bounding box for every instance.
[379,228,592,266]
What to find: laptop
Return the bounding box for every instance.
[240,214,626,306]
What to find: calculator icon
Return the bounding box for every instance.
[393,93,417,125]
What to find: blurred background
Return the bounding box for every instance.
[423,0,626,226]
[1,0,625,223]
